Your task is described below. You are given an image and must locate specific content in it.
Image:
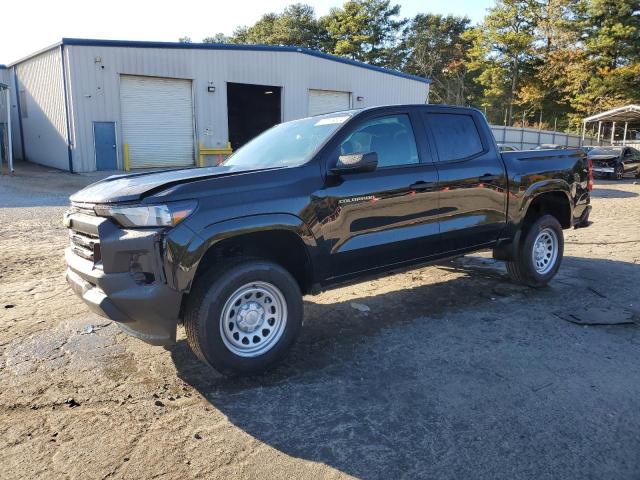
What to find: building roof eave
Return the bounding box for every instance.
[8,38,431,84]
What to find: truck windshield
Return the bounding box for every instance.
[222,114,352,169]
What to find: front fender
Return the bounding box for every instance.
[164,213,317,292]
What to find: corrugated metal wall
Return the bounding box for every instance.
[14,48,68,169]
[66,45,429,172]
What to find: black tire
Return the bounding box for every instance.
[183,258,303,376]
[506,214,564,287]
[615,164,624,180]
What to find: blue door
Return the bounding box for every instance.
[94,122,117,170]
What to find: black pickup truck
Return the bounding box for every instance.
[65,105,592,375]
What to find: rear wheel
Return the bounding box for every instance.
[506,214,564,287]
[184,259,303,376]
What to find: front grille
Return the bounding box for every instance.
[593,161,613,168]
[69,230,101,262]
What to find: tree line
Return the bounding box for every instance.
[180,0,640,132]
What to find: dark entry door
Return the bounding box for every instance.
[94,122,117,171]
[227,83,281,150]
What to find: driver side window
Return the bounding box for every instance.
[339,114,419,168]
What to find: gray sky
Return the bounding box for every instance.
[1,0,493,64]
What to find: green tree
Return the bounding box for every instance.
[585,0,640,68]
[321,0,407,67]
[483,0,539,125]
[231,4,328,50]
[402,14,472,105]
[464,25,512,123]
[530,0,587,129]
[202,33,231,44]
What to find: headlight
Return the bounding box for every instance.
[94,200,197,228]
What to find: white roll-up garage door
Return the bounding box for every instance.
[308,89,351,116]
[120,75,195,168]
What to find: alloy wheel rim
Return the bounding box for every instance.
[532,228,558,275]
[220,281,287,357]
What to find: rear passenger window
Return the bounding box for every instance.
[339,114,419,168]
[424,113,483,161]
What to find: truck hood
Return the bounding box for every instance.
[70,165,278,204]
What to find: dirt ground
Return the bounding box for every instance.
[1,162,639,480]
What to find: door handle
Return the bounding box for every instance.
[479,174,499,182]
[410,181,433,191]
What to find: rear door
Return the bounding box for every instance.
[316,108,440,280]
[421,107,507,252]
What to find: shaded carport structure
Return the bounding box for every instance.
[582,104,640,145]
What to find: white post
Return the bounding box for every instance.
[5,87,13,174]
[581,121,586,144]
[623,122,628,146]
[596,121,602,143]
[611,121,616,145]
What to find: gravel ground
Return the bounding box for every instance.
[1,162,639,480]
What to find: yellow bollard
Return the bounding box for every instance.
[198,143,204,167]
[123,143,130,171]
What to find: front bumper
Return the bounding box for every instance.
[64,213,181,345]
[593,167,614,176]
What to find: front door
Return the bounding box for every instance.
[421,108,507,252]
[94,122,117,171]
[316,111,440,281]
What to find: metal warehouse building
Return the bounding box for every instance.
[5,38,430,173]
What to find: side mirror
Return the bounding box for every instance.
[330,152,378,175]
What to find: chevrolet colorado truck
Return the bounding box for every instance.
[65,105,592,375]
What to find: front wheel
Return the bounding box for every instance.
[615,164,624,180]
[183,259,303,376]
[506,214,564,287]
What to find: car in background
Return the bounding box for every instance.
[588,146,640,180]
[497,144,519,152]
[581,146,597,154]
